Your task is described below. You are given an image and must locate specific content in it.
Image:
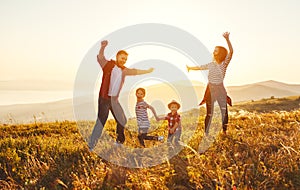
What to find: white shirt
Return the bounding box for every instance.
[108,66,122,96]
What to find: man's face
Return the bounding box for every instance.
[116,53,128,67]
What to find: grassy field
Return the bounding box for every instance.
[0,96,299,189]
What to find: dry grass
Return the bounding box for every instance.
[0,97,299,189]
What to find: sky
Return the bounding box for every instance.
[1,0,300,88]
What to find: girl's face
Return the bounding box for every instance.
[136,90,145,99]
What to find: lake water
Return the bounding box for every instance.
[0,90,73,105]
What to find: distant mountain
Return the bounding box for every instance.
[0,80,299,124]
[0,99,75,124]
[0,80,73,91]
[227,80,300,103]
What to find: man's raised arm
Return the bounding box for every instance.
[97,40,108,68]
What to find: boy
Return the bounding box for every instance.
[156,100,182,145]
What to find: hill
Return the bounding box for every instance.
[227,80,300,102]
[1,80,300,124]
[229,95,300,113]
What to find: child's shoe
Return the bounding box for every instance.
[158,136,164,141]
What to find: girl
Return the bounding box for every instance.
[135,88,164,147]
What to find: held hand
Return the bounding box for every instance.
[147,68,154,73]
[101,40,108,47]
[186,65,190,72]
[153,112,159,121]
[223,32,230,39]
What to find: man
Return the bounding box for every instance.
[89,40,154,150]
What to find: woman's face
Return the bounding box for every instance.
[213,47,220,57]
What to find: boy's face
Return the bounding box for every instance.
[169,104,178,112]
[136,90,145,99]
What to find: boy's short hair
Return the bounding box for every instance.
[117,50,128,57]
[136,88,146,96]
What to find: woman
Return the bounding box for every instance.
[186,32,233,135]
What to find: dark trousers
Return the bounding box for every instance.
[138,128,158,147]
[89,96,127,149]
[204,83,228,134]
